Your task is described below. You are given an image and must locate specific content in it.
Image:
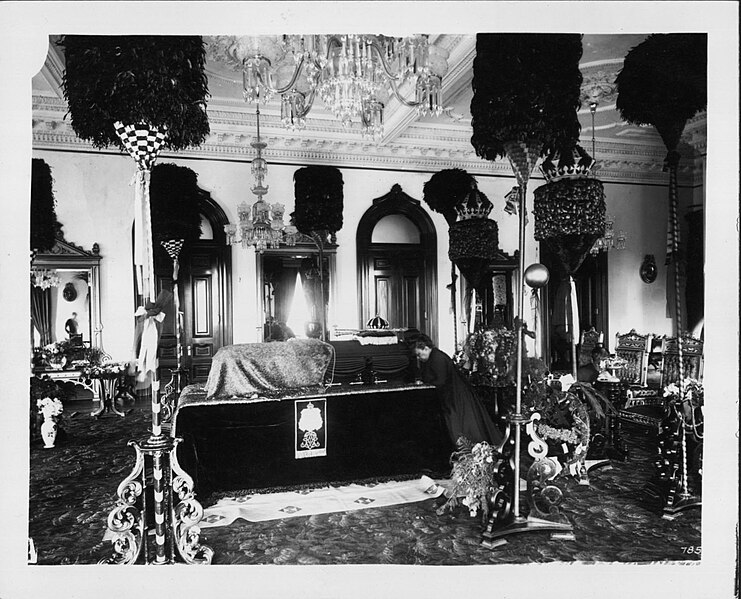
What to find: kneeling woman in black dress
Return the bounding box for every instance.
[412,335,503,448]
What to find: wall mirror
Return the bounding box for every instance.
[31,237,103,352]
[257,239,336,341]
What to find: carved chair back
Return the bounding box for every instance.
[660,334,704,387]
[614,329,651,386]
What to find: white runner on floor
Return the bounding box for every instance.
[199,476,447,527]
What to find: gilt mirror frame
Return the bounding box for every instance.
[31,237,103,350]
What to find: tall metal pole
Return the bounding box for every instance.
[512,181,528,519]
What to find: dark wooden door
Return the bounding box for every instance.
[157,241,229,383]
[182,246,226,382]
[369,247,426,330]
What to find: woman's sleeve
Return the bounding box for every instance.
[421,350,451,387]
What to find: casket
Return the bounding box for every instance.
[173,382,453,496]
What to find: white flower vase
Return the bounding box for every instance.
[40,416,58,449]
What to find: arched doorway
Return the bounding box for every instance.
[154,195,232,383]
[356,184,438,344]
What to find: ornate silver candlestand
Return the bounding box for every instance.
[102,435,213,564]
[102,128,212,565]
[481,179,575,549]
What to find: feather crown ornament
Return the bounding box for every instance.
[470,34,584,162]
[59,35,210,151]
[539,145,595,182]
[422,168,478,226]
[292,166,344,240]
[149,163,204,244]
[31,158,63,253]
[616,33,707,152]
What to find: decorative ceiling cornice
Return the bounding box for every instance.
[31,93,702,186]
[579,59,622,108]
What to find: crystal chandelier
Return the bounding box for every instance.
[587,101,626,255]
[224,106,298,253]
[215,34,449,140]
[591,216,627,254]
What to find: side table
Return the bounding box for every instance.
[90,374,128,419]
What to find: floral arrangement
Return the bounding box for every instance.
[59,35,210,151]
[536,423,580,445]
[77,361,129,379]
[37,396,64,419]
[663,377,704,409]
[454,327,517,386]
[522,375,591,474]
[34,340,73,365]
[438,437,500,519]
[470,33,583,161]
[30,376,69,442]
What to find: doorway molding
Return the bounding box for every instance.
[356,184,438,344]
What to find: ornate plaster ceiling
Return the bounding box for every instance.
[31,34,706,185]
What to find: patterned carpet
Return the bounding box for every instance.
[28,398,701,566]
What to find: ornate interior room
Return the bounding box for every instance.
[3,3,738,599]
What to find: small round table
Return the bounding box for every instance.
[90,372,126,418]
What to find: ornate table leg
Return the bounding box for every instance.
[91,378,126,419]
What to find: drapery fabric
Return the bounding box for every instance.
[204,339,334,399]
[30,285,53,345]
[274,266,298,324]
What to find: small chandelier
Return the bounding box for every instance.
[587,101,627,255]
[214,34,449,140]
[591,216,627,254]
[224,106,298,253]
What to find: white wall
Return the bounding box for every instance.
[34,147,699,361]
[603,181,696,340]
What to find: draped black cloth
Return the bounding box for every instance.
[420,347,502,446]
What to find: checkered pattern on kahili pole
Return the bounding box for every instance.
[162,239,185,377]
[114,122,167,304]
[114,121,169,563]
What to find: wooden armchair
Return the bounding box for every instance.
[614,329,651,386]
[660,334,704,386]
[614,330,663,430]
